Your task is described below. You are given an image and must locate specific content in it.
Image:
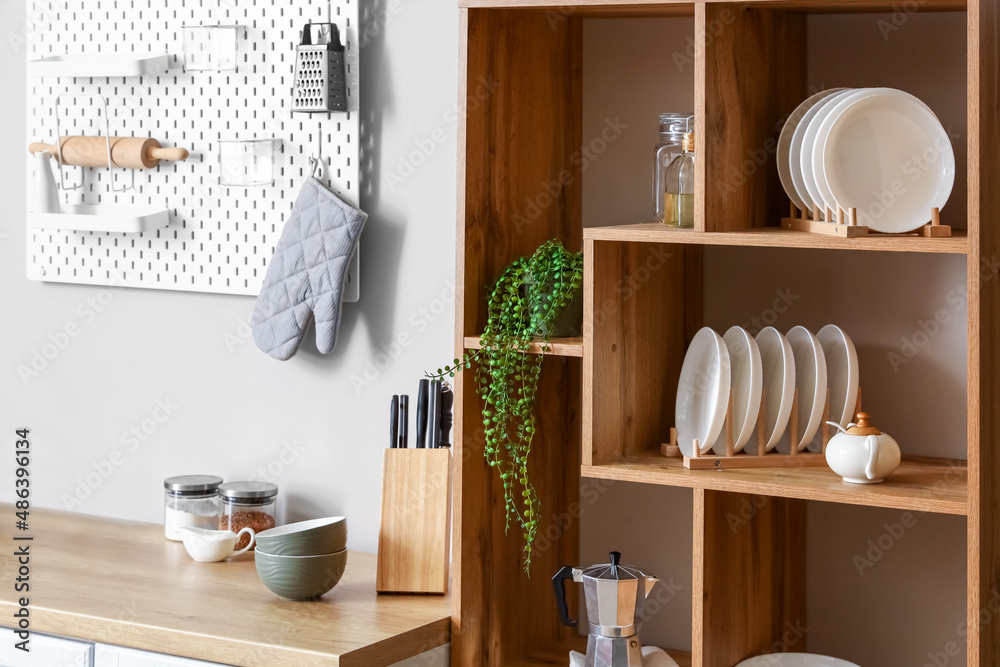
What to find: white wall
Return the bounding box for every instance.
[0,0,458,554]
[581,13,968,666]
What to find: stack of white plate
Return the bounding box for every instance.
[674,325,860,457]
[778,87,955,233]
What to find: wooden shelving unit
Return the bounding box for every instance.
[452,1,998,666]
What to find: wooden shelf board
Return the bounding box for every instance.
[459,0,965,13]
[582,452,968,515]
[583,223,969,254]
[464,335,584,357]
[506,636,691,667]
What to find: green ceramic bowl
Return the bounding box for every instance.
[254,516,347,556]
[254,548,348,600]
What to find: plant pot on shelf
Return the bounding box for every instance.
[533,284,583,338]
[522,280,584,338]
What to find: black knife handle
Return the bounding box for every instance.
[389,395,399,449]
[439,385,454,448]
[416,380,429,448]
[399,395,409,449]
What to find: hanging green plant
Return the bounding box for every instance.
[429,239,583,574]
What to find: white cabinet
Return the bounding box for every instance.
[94,645,227,667]
[0,632,447,667]
[0,629,94,667]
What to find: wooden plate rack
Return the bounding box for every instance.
[781,204,950,238]
[662,388,863,470]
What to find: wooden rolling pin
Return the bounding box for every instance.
[28,136,190,169]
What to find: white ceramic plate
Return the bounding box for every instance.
[715,326,763,455]
[778,88,847,214]
[819,87,955,233]
[810,88,875,216]
[817,324,860,429]
[753,327,795,452]
[798,89,857,215]
[735,654,860,667]
[675,327,731,457]
[781,326,828,452]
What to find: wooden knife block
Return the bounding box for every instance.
[376,448,451,594]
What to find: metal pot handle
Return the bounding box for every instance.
[552,566,578,627]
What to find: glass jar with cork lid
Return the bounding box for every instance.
[218,481,278,550]
[653,112,692,223]
[664,127,696,228]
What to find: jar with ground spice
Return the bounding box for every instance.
[218,481,278,550]
[163,475,223,541]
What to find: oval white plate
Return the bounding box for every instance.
[778,88,847,214]
[821,88,955,233]
[798,89,857,215]
[817,324,860,429]
[781,326,828,452]
[715,326,763,455]
[753,327,795,452]
[736,654,860,667]
[675,327,731,458]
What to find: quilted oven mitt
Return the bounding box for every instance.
[252,177,367,360]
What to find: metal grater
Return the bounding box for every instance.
[292,23,347,113]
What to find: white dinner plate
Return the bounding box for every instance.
[781,326,828,452]
[715,326,763,455]
[817,324,860,429]
[819,87,955,233]
[798,89,857,215]
[810,88,875,216]
[778,88,847,214]
[736,654,860,667]
[752,327,795,452]
[675,327,731,457]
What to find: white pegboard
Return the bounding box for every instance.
[25,0,360,297]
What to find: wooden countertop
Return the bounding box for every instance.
[0,506,450,667]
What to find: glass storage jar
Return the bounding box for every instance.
[653,112,692,223]
[163,475,223,541]
[218,481,279,550]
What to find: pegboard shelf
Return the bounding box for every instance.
[29,205,169,234]
[26,0,359,296]
[28,54,170,78]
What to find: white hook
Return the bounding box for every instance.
[310,123,325,180]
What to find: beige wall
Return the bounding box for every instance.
[581,13,968,666]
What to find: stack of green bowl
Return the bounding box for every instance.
[253,516,348,600]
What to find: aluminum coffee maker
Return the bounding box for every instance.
[553,551,659,667]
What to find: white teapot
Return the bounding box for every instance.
[825,412,901,484]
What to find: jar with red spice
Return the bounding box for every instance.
[218,481,278,551]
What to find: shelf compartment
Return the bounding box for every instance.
[582,452,968,515]
[28,54,169,78]
[464,336,584,357]
[507,636,692,666]
[584,224,969,254]
[29,205,169,234]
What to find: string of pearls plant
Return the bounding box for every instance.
[429,239,583,573]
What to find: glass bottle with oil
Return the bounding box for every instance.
[664,130,695,228]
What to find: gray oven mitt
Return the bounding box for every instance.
[252,177,367,360]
